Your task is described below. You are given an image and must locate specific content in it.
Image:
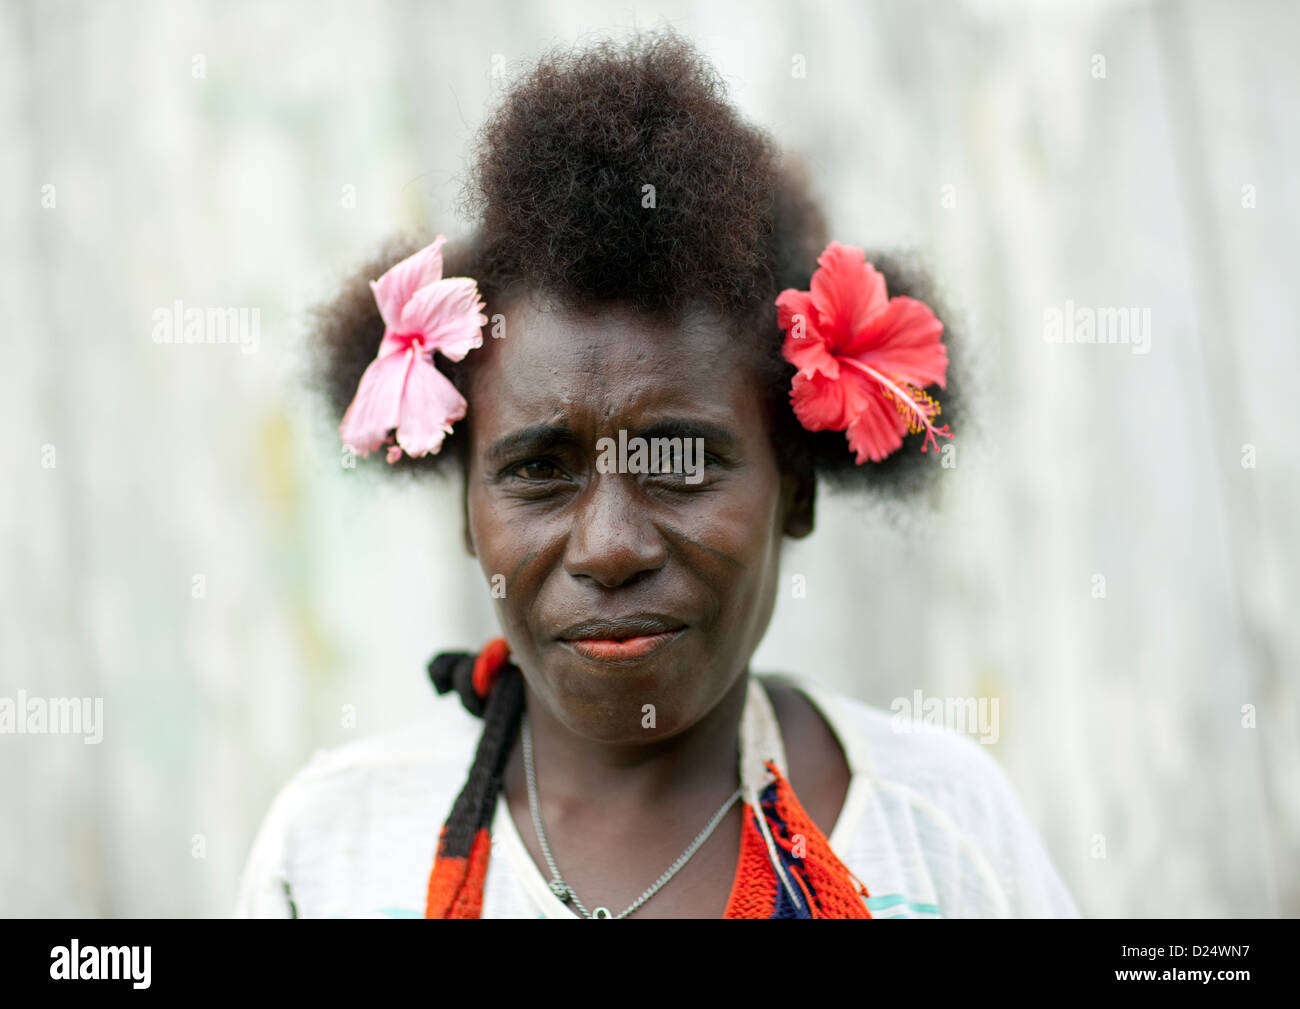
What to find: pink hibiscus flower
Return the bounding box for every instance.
[339,235,488,462]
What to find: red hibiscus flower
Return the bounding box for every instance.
[776,241,952,464]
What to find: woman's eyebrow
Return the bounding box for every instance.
[485,424,576,464]
[632,419,740,449]
[485,418,741,465]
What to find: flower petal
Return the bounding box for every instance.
[776,288,817,333]
[339,349,412,455]
[789,367,874,432]
[843,295,948,389]
[809,242,889,351]
[398,277,487,361]
[778,288,838,379]
[394,354,467,458]
[370,236,447,330]
[845,391,910,464]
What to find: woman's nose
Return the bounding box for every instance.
[561,473,668,588]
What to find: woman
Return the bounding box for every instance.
[235,29,1078,919]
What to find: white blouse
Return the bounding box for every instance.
[234,675,1080,919]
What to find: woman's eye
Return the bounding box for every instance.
[509,459,562,481]
[651,453,722,482]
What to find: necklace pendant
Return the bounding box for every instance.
[592,907,612,919]
[548,879,572,903]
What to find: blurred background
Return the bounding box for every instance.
[1,0,1296,917]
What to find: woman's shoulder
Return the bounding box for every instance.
[762,673,999,791]
[762,674,1080,918]
[232,693,485,917]
[762,672,1012,846]
[258,691,487,822]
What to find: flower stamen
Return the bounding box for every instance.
[841,358,953,454]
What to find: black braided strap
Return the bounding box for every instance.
[427,649,488,719]
[436,665,525,858]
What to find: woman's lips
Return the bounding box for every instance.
[563,629,683,662]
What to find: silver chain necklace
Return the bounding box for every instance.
[520,712,742,919]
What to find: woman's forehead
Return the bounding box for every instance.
[469,299,759,432]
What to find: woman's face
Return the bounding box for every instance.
[464,296,813,743]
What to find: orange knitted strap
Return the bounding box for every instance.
[722,803,779,918]
[765,762,872,918]
[425,826,493,919]
[424,825,459,918]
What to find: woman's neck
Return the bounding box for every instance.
[511,668,750,808]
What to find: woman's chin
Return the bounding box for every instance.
[532,645,714,743]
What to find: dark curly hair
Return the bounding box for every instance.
[313,27,964,504]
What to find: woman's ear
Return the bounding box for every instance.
[781,470,816,539]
